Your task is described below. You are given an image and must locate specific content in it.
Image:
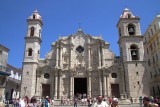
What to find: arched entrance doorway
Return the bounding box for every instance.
[74,78,87,99]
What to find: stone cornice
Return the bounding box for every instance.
[118,35,143,44]
[25,36,42,43]
[123,60,146,63]
[116,17,140,27]
[27,19,43,26]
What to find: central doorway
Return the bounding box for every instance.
[74,78,87,99]
[111,84,120,98]
[42,84,50,98]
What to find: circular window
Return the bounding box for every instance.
[111,73,117,78]
[44,73,50,79]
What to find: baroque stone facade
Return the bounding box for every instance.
[20,8,150,100]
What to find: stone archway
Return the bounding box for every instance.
[74,78,87,99]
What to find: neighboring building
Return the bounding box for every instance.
[143,14,160,97]
[5,64,22,100]
[0,44,22,104]
[20,9,150,100]
[0,44,10,104]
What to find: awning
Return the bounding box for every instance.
[0,71,11,76]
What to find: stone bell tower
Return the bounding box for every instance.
[20,10,43,98]
[117,8,149,98]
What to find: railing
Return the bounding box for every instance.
[0,65,7,71]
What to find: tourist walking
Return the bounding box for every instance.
[130,97,133,104]
[19,96,29,107]
[93,95,109,107]
[28,96,38,107]
[74,97,78,107]
[41,97,45,107]
[108,98,120,107]
[143,97,158,107]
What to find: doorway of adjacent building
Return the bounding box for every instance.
[111,84,120,98]
[42,84,50,98]
[74,78,87,99]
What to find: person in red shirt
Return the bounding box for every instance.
[108,97,112,105]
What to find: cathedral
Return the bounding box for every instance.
[20,8,150,100]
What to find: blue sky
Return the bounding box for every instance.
[0,0,160,68]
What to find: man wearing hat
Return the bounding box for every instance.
[143,97,158,107]
[93,95,109,107]
[109,98,120,107]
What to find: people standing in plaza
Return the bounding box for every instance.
[61,97,64,105]
[93,95,109,107]
[74,97,78,107]
[88,97,92,107]
[41,97,45,107]
[19,96,29,107]
[108,97,112,105]
[28,96,38,107]
[130,97,133,104]
[51,98,54,106]
[45,96,50,107]
[143,97,158,107]
[157,97,160,106]
[108,98,120,107]
[139,96,143,106]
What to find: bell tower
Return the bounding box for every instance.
[117,8,149,98]
[21,10,43,97]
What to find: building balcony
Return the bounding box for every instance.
[0,65,10,76]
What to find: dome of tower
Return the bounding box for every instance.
[124,8,130,12]
[120,8,136,18]
[28,10,42,21]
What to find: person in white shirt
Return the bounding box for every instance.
[109,98,120,107]
[93,95,109,107]
[19,96,28,107]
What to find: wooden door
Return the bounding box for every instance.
[111,84,120,98]
[42,84,50,97]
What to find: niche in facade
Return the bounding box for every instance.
[44,73,50,79]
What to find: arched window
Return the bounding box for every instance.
[111,73,117,78]
[128,14,131,18]
[30,27,35,37]
[28,48,32,56]
[33,14,36,19]
[119,28,121,36]
[44,73,50,79]
[130,45,139,60]
[128,24,135,35]
[39,29,41,37]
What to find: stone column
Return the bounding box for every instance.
[72,77,74,97]
[56,46,59,67]
[70,75,73,99]
[88,47,91,68]
[69,37,73,69]
[98,43,101,67]
[88,37,91,68]
[103,73,107,96]
[121,69,126,95]
[59,71,62,99]
[36,76,40,96]
[54,72,58,99]
[101,45,105,66]
[88,72,92,97]
[106,74,109,96]
[99,71,102,95]
[60,47,63,68]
